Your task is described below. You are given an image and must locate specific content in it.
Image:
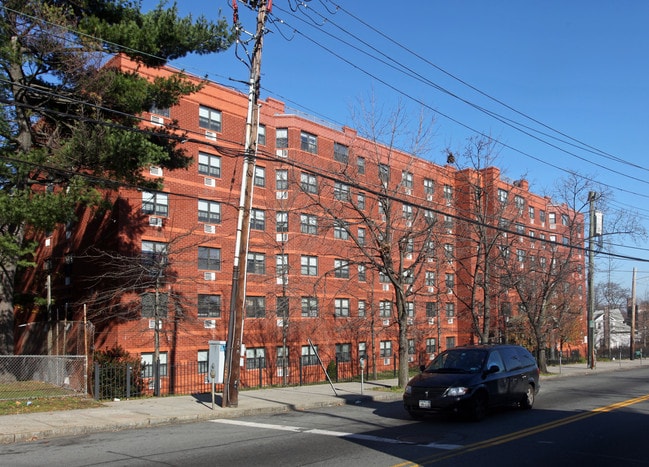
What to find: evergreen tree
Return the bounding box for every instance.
[0,0,235,354]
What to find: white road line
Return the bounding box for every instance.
[210,419,461,450]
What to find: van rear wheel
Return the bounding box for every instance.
[520,384,535,410]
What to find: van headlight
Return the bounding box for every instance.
[404,385,412,395]
[445,386,469,397]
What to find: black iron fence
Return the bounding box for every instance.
[93,357,394,400]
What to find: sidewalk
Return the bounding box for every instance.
[0,359,645,445]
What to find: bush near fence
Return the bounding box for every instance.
[0,355,87,400]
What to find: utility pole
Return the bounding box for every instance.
[630,267,637,360]
[587,191,597,369]
[223,0,269,408]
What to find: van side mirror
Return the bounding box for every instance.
[487,365,500,374]
[419,364,426,373]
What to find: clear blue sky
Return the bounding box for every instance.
[143,1,649,296]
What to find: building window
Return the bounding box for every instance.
[198,152,221,177]
[198,350,208,374]
[300,172,318,193]
[445,273,454,291]
[516,223,525,234]
[334,259,350,278]
[539,210,546,223]
[199,105,221,132]
[250,209,265,230]
[247,252,266,274]
[334,298,350,317]
[141,352,167,378]
[276,169,288,190]
[358,342,367,359]
[245,296,266,318]
[380,341,392,358]
[257,124,266,145]
[402,204,413,219]
[276,346,288,368]
[150,104,170,117]
[378,163,390,183]
[254,166,265,187]
[276,211,288,232]
[358,264,366,282]
[198,199,221,224]
[358,227,366,245]
[424,178,434,195]
[446,336,456,349]
[406,302,415,317]
[426,338,437,354]
[334,220,349,240]
[300,131,318,154]
[358,300,366,317]
[425,271,435,287]
[402,171,413,189]
[562,213,569,226]
[426,301,437,318]
[276,128,288,148]
[333,142,349,163]
[246,347,266,369]
[300,213,318,234]
[142,191,168,216]
[357,193,365,210]
[408,338,416,355]
[549,212,556,225]
[276,254,288,282]
[198,294,221,318]
[514,195,525,210]
[446,302,455,317]
[198,247,221,271]
[334,182,350,201]
[444,243,454,261]
[443,184,453,201]
[379,300,391,317]
[301,296,318,317]
[301,255,318,276]
[529,206,535,220]
[335,343,351,362]
[517,249,525,263]
[142,241,168,269]
[357,156,365,174]
[302,345,318,366]
[141,292,168,318]
[498,188,508,203]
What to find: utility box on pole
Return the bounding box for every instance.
[208,340,226,384]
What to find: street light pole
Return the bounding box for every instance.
[587,191,597,369]
[222,0,269,408]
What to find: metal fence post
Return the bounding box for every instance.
[94,362,100,400]
[126,364,132,399]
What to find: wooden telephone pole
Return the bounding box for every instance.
[223,0,270,408]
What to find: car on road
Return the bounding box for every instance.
[403,344,540,421]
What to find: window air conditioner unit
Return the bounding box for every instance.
[149,216,163,227]
[428,287,435,293]
[408,355,414,362]
[428,318,435,325]
[204,177,216,187]
[203,319,216,329]
[447,318,454,324]
[427,194,433,201]
[382,319,390,326]
[276,149,288,158]
[406,253,412,260]
[148,319,162,329]
[204,224,216,234]
[276,191,288,200]
[277,318,284,327]
[405,188,412,196]
[276,233,288,242]
[383,358,390,366]
[149,166,163,176]
[407,318,413,325]
[382,284,389,291]
[204,272,216,281]
[150,115,164,125]
[205,130,217,141]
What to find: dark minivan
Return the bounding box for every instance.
[403,344,540,421]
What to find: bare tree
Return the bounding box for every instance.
[294,99,438,387]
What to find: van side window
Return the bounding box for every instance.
[486,350,505,372]
[501,347,522,371]
[516,348,536,367]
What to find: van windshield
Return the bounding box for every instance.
[425,349,487,373]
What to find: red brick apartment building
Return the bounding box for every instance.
[16,56,586,387]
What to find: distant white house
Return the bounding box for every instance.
[594,308,631,350]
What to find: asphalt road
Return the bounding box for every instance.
[2,368,649,466]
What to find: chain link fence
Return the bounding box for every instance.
[0,355,88,400]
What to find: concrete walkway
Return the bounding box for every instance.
[0,358,645,444]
